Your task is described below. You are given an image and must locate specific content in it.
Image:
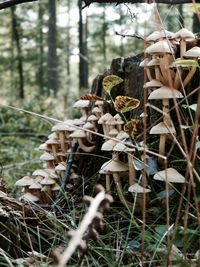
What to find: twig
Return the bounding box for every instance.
[55,185,113,267]
[55,140,79,202]
[0,0,38,10]
[115,31,145,41]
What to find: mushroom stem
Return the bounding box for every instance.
[78,138,95,152]
[105,174,111,194]
[128,153,137,199]
[58,131,67,153]
[180,39,186,58]
[81,108,88,121]
[183,66,197,88]
[112,173,132,208]
[173,68,182,89]
[158,134,166,165]
[146,68,152,81]
[155,66,164,82]
[162,99,171,126]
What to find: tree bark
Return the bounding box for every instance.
[47,0,58,96]
[11,6,24,99]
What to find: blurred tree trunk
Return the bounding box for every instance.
[11,6,24,99]
[64,0,71,110]
[78,0,88,92]
[119,6,124,57]
[102,6,107,62]
[47,0,58,96]
[38,1,44,94]
[193,13,200,33]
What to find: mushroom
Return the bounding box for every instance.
[154,168,185,183]
[73,100,90,121]
[147,58,164,82]
[19,192,39,203]
[29,181,42,203]
[174,28,195,58]
[15,176,34,194]
[87,114,98,131]
[143,79,163,94]
[182,46,200,88]
[55,162,66,181]
[45,138,60,161]
[40,152,55,169]
[92,106,102,118]
[139,58,152,81]
[146,40,175,85]
[70,129,95,152]
[150,122,176,164]
[99,158,132,208]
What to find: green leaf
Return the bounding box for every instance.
[185,4,200,14]
[176,60,200,68]
[102,75,123,95]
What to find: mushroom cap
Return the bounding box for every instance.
[146,40,174,55]
[39,143,50,151]
[52,122,75,132]
[51,183,60,191]
[128,183,151,193]
[88,114,98,121]
[140,112,148,118]
[116,131,129,140]
[114,113,121,120]
[44,169,60,179]
[72,118,85,126]
[40,176,56,185]
[73,100,90,108]
[144,79,163,89]
[55,162,66,171]
[184,46,200,58]
[20,192,39,202]
[175,28,195,41]
[147,58,160,67]
[150,122,176,134]
[48,132,58,139]
[109,128,119,136]
[101,140,117,151]
[92,107,101,114]
[147,30,174,42]
[113,142,127,152]
[15,176,34,187]
[40,152,55,161]
[46,139,59,145]
[101,113,113,122]
[32,169,48,177]
[99,159,129,174]
[70,173,79,179]
[148,86,183,99]
[83,122,94,129]
[139,58,150,68]
[95,100,104,106]
[70,129,86,138]
[106,117,116,125]
[154,168,185,183]
[29,181,42,190]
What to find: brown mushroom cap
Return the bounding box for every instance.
[174,28,195,41]
[150,122,176,134]
[15,176,34,187]
[128,183,151,193]
[20,192,39,202]
[144,79,163,89]
[183,46,200,58]
[146,40,174,55]
[154,168,185,183]
[99,159,129,174]
[40,152,55,161]
[148,86,183,99]
[70,129,86,138]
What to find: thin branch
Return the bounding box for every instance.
[82,0,200,8]
[115,31,145,41]
[0,0,38,10]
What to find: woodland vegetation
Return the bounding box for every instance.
[0,0,200,266]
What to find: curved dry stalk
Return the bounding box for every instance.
[56,185,113,267]
[112,173,132,208]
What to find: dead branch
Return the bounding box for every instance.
[55,185,113,267]
[0,0,38,10]
[83,0,200,8]
[115,31,145,40]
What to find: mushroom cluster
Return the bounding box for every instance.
[139,28,198,185]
